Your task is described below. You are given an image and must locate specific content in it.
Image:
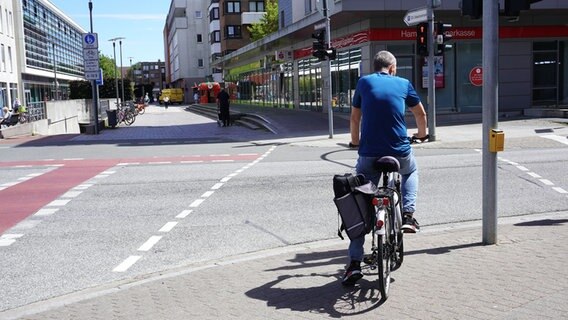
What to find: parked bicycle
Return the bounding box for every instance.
[115,102,136,126]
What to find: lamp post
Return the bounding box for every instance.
[128,56,134,100]
[109,37,124,107]
[88,0,99,134]
[119,39,125,102]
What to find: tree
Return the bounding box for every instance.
[248,0,278,41]
[99,53,117,79]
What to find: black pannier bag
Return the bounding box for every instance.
[333,173,377,240]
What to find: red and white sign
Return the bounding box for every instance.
[469,67,483,86]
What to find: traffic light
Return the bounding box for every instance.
[311,29,337,61]
[461,0,482,20]
[312,30,326,61]
[504,0,542,17]
[416,23,428,56]
[435,22,452,56]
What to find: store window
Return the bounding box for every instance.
[533,41,566,107]
[455,42,482,112]
[331,48,361,112]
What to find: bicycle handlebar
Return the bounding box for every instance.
[409,134,430,144]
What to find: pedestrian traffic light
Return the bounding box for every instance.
[312,30,326,61]
[416,23,428,56]
[461,0,482,20]
[504,0,542,17]
[435,22,452,56]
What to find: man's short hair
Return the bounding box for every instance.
[373,51,397,72]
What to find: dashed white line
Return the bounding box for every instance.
[138,236,163,252]
[34,208,60,216]
[61,191,83,198]
[73,184,93,190]
[113,256,142,272]
[0,234,24,247]
[552,187,568,194]
[527,172,541,178]
[201,191,215,198]
[149,161,172,165]
[220,176,231,182]
[515,165,529,171]
[176,210,193,219]
[47,199,71,206]
[63,158,84,161]
[189,199,205,208]
[211,183,223,190]
[540,179,554,186]
[212,159,234,163]
[159,222,178,232]
[181,160,204,164]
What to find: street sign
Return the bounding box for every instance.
[403,7,428,26]
[469,67,483,86]
[82,33,98,49]
[84,71,99,80]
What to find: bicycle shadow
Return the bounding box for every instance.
[245,249,388,317]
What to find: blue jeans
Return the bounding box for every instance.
[348,151,418,262]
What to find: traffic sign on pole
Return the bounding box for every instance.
[404,7,428,26]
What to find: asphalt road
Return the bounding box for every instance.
[0,106,566,312]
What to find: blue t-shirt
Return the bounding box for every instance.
[352,72,421,157]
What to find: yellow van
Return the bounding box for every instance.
[159,88,184,104]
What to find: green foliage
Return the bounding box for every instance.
[248,0,279,41]
[99,54,117,79]
[69,78,133,100]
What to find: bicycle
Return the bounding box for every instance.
[363,156,405,301]
[116,103,136,126]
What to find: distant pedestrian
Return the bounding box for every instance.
[193,92,199,104]
[13,98,21,112]
[163,95,170,109]
[144,93,150,105]
[217,88,230,127]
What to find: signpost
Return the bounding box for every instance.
[403,7,428,26]
[82,33,100,80]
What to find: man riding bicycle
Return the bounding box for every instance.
[343,50,428,285]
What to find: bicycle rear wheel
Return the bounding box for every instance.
[376,210,392,301]
[124,111,135,125]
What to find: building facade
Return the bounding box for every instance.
[164,0,211,103]
[15,0,86,104]
[0,0,19,113]
[132,61,165,101]
[214,0,568,116]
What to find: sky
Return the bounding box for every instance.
[48,0,171,65]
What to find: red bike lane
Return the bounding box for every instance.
[0,153,259,235]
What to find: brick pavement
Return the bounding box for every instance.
[3,212,567,320]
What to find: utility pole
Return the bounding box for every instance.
[426,1,436,141]
[323,0,334,138]
[482,0,499,245]
[88,0,99,134]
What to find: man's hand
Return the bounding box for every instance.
[348,142,359,149]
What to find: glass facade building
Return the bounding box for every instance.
[19,0,86,103]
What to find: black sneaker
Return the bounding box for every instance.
[342,260,363,286]
[402,213,420,233]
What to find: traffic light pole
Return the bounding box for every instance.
[426,4,436,141]
[323,0,334,139]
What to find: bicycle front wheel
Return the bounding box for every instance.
[124,112,135,125]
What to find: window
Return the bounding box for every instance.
[7,46,12,73]
[281,10,285,28]
[225,25,242,39]
[249,1,264,12]
[195,11,202,18]
[305,0,312,15]
[209,7,219,21]
[211,31,220,43]
[198,59,204,68]
[197,34,203,43]
[0,6,3,34]
[225,1,241,14]
[1,44,5,72]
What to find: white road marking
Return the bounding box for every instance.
[527,172,541,178]
[17,176,32,181]
[102,170,116,175]
[138,236,163,252]
[541,134,568,145]
[47,199,71,206]
[212,159,234,163]
[176,210,193,219]
[552,187,568,194]
[61,191,83,198]
[73,184,93,190]
[149,161,172,165]
[211,183,223,190]
[220,176,231,182]
[93,174,109,179]
[12,220,41,229]
[34,208,60,216]
[180,160,204,164]
[159,222,178,232]
[540,179,554,186]
[189,199,205,208]
[63,158,83,161]
[113,256,142,272]
[515,165,529,171]
[201,191,214,198]
[0,234,24,247]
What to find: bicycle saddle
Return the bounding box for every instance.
[374,156,400,173]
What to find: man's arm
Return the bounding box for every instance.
[350,106,362,146]
[409,102,428,138]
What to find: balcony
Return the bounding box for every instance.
[172,0,187,17]
[241,12,264,25]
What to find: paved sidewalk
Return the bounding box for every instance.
[2,212,567,320]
